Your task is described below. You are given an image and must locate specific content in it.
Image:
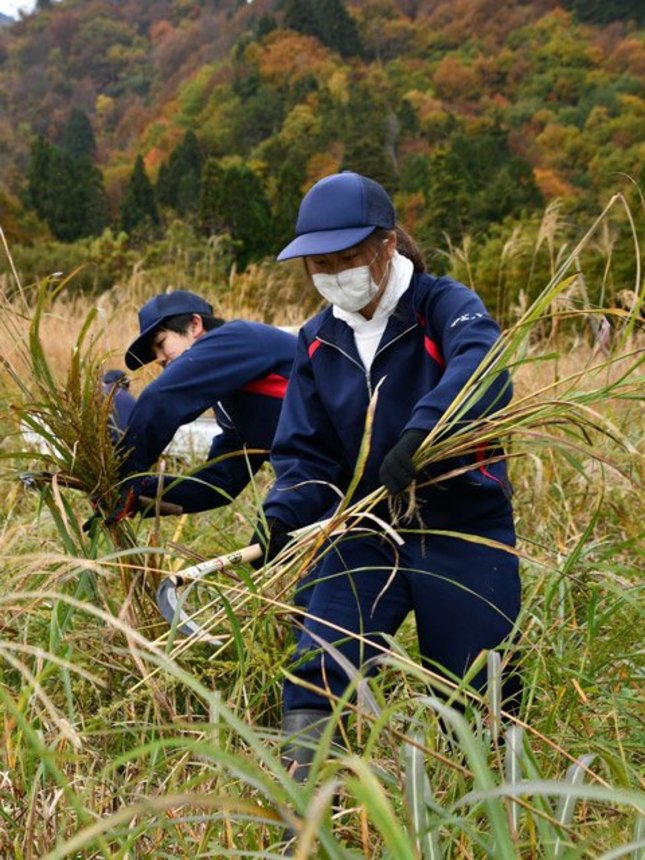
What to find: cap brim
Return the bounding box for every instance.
[276,226,377,261]
[125,326,156,370]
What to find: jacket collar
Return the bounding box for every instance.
[377,278,418,353]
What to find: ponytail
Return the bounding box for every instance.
[373,226,426,273]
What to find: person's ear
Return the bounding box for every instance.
[190,314,205,337]
[383,231,397,258]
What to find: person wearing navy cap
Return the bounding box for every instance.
[253,172,521,788]
[100,289,297,523]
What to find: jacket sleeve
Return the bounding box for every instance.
[119,326,275,477]
[263,333,345,529]
[141,429,266,513]
[404,279,512,436]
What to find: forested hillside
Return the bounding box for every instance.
[0,0,642,318]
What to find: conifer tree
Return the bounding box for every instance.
[420,128,543,251]
[27,134,109,242]
[198,159,272,269]
[256,14,277,40]
[156,130,203,215]
[562,0,643,25]
[198,157,224,236]
[283,0,362,58]
[27,136,55,223]
[61,108,97,160]
[318,0,363,58]
[283,0,321,42]
[272,156,307,255]
[120,155,160,235]
[341,87,397,189]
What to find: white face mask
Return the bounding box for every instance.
[311,243,389,313]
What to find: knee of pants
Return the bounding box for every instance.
[284,625,394,712]
[283,535,410,712]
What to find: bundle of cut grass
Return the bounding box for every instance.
[0,272,171,652]
[1,275,123,498]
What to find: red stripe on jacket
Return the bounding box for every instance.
[424,336,445,368]
[308,338,322,359]
[242,373,289,399]
[475,443,504,487]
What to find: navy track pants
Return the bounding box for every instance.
[283,518,521,712]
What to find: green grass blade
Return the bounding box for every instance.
[403,728,444,860]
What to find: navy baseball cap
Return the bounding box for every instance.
[277,171,396,261]
[125,290,213,369]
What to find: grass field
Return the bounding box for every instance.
[0,197,642,858]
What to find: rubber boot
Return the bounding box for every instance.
[280,709,336,854]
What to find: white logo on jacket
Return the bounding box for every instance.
[450,312,484,328]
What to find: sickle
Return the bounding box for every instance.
[155,543,263,645]
[155,513,405,645]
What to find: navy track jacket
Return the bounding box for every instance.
[264,273,513,530]
[119,320,297,512]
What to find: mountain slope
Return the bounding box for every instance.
[0,0,642,282]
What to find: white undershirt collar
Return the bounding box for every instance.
[332,251,414,370]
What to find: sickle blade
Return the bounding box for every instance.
[155,578,223,645]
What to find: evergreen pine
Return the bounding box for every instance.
[61,108,97,160]
[256,14,277,40]
[272,156,307,255]
[27,134,109,241]
[283,0,362,57]
[120,155,160,235]
[283,0,322,42]
[198,159,272,269]
[562,0,644,25]
[341,87,397,189]
[27,136,55,223]
[199,157,224,235]
[156,131,202,215]
[420,128,543,252]
[317,0,363,58]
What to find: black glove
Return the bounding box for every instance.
[249,517,292,569]
[82,481,142,532]
[379,429,427,495]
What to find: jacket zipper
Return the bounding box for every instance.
[369,322,418,391]
[318,322,418,399]
[316,336,374,396]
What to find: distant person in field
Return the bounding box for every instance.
[101,369,136,444]
[251,172,521,784]
[103,290,297,522]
